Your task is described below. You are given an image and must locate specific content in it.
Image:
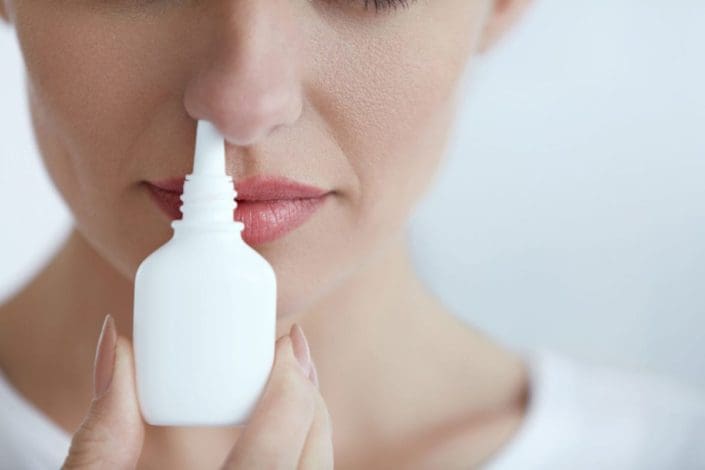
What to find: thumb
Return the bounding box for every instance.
[62,314,145,469]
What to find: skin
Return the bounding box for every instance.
[0,0,533,468]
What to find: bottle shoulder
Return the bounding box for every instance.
[135,233,276,282]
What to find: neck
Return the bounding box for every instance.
[1,226,527,467]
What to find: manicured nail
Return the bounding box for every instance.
[309,358,320,389]
[93,314,117,400]
[289,323,312,376]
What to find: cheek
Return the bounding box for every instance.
[311,4,480,242]
[17,4,188,186]
[15,4,196,275]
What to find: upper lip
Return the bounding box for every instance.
[148,176,329,202]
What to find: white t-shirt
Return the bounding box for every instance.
[1,348,704,469]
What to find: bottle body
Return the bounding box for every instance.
[133,228,277,426]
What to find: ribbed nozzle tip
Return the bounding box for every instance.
[193,120,226,176]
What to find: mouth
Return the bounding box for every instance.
[144,176,331,245]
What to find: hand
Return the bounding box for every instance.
[61,314,334,469]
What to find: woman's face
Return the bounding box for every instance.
[1,0,523,318]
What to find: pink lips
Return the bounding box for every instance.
[145,176,330,245]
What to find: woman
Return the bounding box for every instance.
[0,1,703,468]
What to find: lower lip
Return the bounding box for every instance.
[145,184,328,245]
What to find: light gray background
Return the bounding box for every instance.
[2,1,703,389]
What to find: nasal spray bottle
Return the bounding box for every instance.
[133,120,277,426]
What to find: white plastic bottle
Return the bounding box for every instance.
[133,120,277,426]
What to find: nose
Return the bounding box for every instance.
[184,1,303,147]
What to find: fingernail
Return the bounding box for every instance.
[289,323,312,376]
[93,314,117,400]
[308,358,320,389]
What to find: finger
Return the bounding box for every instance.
[221,328,318,469]
[62,315,145,469]
[297,360,335,470]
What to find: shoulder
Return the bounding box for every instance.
[484,347,705,470]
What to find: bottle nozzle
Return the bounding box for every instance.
[193,120,226,176]
[171,120,242,231]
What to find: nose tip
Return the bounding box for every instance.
[182,3,303,148]
[184,70,303,147]
[218,88,302,147]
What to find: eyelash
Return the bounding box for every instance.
[358,0,414,13]
[326,0,416,14]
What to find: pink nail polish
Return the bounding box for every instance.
[93,314,117,400]
[309,358,320,389]
[289,323,312,374]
